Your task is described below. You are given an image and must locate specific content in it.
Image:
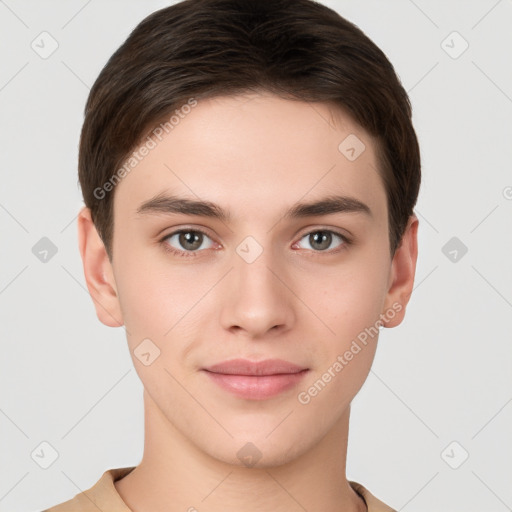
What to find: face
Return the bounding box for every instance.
[81,92,417,467]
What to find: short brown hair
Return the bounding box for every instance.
[79,0,421,259]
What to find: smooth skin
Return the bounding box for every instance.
[78,92,418,512]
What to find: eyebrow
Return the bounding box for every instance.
[136,192,372,221]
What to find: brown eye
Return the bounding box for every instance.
[178,231,203,250]
[296,230,347,252]
[163,229,214,254]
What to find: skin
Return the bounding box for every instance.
[78,92,418,512]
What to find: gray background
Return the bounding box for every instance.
[1,0,511,510]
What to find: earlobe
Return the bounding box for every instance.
[77,206,124,327]
[381,214,419,328]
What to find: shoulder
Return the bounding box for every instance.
[349,480,397,512]
[42,467,136,512]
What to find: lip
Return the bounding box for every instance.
[202,358,309,400]
[204,358,306,376]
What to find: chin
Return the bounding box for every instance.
[197,430,314,469]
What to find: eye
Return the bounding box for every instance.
[161,228,216,257]
[293,229,349,252]
[160,227,350,258]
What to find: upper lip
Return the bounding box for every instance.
[203,358,307,376]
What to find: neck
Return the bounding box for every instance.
[115,389,366,512]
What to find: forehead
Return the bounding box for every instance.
[113,93,386,225]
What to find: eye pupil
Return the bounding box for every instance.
[179,231,202,250]
[310,231,332,251]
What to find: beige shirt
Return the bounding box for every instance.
[42,466,397,512]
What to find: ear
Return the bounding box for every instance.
[77,206,124,327]
[381,214,419,328]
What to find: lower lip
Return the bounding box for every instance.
[203,370,309,400]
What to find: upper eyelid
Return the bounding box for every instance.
[297,227,348,240]
[161,226,349,248]
[162,227,215,242]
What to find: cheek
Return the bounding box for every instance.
[296,265,386,411]
[113,255,176,340]
[114,255,218,350]
[303,256,389,343]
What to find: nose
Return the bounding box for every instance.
[219,242,296,338]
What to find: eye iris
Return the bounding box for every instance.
[179,231,202,250]
[310,231,332,251]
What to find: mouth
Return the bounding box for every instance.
[201,358,309,400]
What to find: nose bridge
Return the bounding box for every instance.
[220,234,294,335]
[237,243,273,286]
[233,233,281,298]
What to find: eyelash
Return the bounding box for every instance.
[160,227,352,259]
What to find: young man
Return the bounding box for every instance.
[44,0,420,510]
